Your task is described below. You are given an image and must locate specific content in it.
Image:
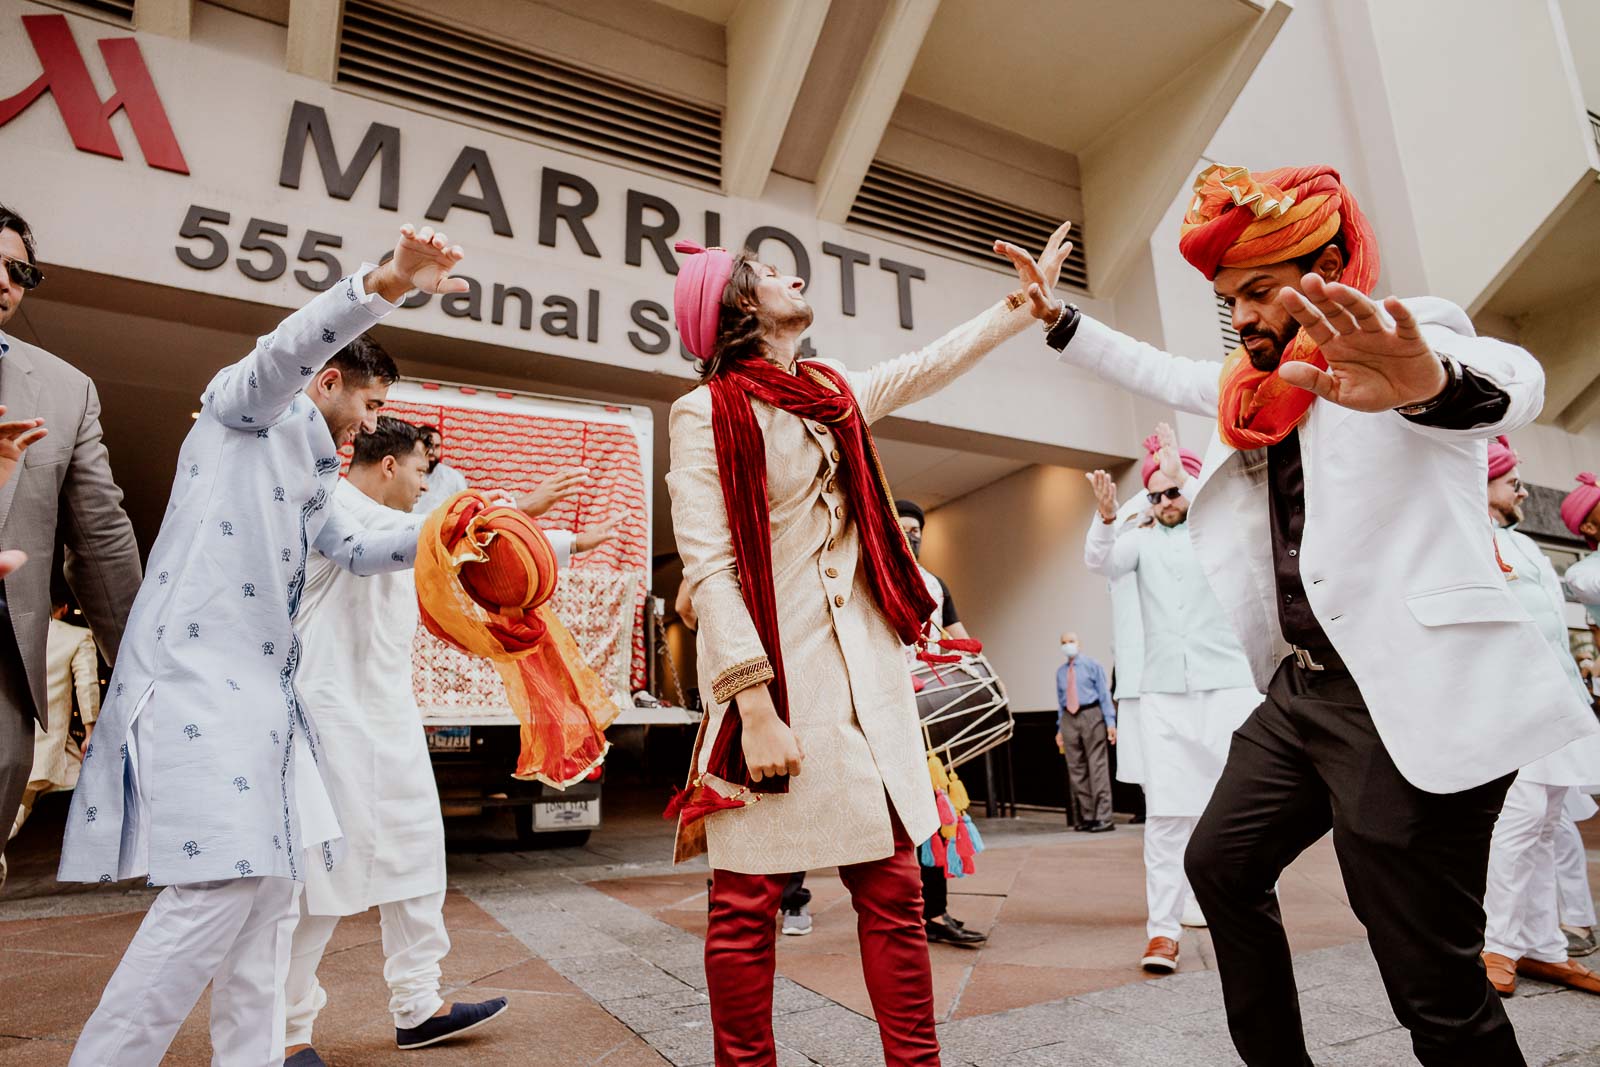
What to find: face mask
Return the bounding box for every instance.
[1062,642,1078,658]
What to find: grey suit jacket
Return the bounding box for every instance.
[0,336,141,725]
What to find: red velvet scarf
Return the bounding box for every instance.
[703,357,936,795]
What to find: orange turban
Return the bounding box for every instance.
[416,492,616,787]
[1179,164,1380,450]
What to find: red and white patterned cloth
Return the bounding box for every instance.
[383,395,651,709]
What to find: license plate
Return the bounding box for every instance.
[533,798,601,830]
[425,726,471,753]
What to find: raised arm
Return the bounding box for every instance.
[203,224,468,430]
[1083,470,1141,578]
[664,389,771,706]
[851,222,1076,423]
[313,497,422,577]
[1049,316,1222,416]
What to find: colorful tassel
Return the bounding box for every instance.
[938,637,984,655]
[963,813,985,852]
[935,790,957,827]
[662,780,749,826]
[919,838,936,866]
[946,837,964,877]
[927,754,949,792]
[662,784,694,821]
[947,771,970,814]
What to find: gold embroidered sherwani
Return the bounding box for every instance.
[667,300,1033,874]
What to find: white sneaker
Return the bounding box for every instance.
[1181,898,1207,928]
[782,906,812,936]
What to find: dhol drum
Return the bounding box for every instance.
[911,651,1013,770]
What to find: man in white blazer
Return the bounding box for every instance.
[1001,164,1595,1066]
[1479,437,1600,997]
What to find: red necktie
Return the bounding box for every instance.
[1066,662,1080,715]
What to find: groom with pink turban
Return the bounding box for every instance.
[1083,425,1262,975]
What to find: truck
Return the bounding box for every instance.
[383,378,696,847]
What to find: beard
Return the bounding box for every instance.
[762,302,814,337]
[1155,509,1187,528]
[1241,319,1300,372]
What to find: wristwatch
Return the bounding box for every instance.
[1394,352,1459,417]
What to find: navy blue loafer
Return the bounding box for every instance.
[395,997,510,1050]
[284,1050,327,1067]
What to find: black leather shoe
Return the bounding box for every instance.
[926,919,987,946]
[1086,820,1116,833]
[285,1052,327,1067]
[1073,821,1091,832]
[943,913,969,932]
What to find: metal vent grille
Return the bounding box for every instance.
[848,160,1088,292]
[337,0,721,186]
[36,0,133,22]
[1216,295,1242,357]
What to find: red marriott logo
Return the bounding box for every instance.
[0,13,188,174]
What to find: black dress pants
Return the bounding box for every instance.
[1184,657,1521,1067]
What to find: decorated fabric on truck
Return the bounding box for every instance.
[415,491,617,787]
[385,395,651,702]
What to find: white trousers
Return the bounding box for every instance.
[1555,805,1597,928]
[1145,815,1198,941]
[71,876,301,1067]
[1484,779,1568,964]
[284,889,449,1047]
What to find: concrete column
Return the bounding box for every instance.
[134,0,194,39]
[722,0,831,200]
[287,0,344,81]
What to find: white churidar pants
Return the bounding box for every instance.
[69,876,301,1067]
[284,889,450,1046]
[1484,779,1569,964]
[1556,801,1597,929]
[1145,814,1198,941]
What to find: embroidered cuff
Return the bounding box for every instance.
[712,656,775,705]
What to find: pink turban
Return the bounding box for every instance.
[1486,435,1518,481]
[1562,473,1600,546]
[673,241,735,361]
[1141,433,1202,488]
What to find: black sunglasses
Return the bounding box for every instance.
[1146,487,1184,504]
[2,255,42,291]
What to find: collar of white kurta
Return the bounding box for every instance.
[334,477,414,530]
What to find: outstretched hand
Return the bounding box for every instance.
[994,221,1074,321]
[367,224,470,303]
[0,407,47,489]
[1086,470,1118,523]
[574,512,628,554]
[1154,422,1186,487]
[1274,275,1447,412]
[518,467,590,518]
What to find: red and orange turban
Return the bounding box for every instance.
[416,492,616,787]
[1179,164,1379,450]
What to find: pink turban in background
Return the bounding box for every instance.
[1486,436,1518,481]
[1141,433,1203,488]
[673,241,735,361]
[1562,473,1600,547]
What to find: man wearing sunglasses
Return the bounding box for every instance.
[0,203,141,887]
[1084,427,1260,975]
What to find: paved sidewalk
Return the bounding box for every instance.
[3,792,1600,1065]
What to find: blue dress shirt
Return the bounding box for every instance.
[1057,653,1115,732]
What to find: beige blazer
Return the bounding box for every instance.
[668,299,1033,874]
[0,337,141,726]
[28,617,100,793]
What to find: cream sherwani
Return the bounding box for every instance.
[669,301,1033,875]
[11,618,100,838]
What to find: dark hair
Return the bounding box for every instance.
[1292,228,1347,277]
[0,203,36,264]
[895,499,925,529]
[325,335,399,388]
[351,416,425,467]
[697,251,766,381]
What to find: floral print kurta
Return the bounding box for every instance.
[59,268,420,887]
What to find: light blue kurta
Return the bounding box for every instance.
[1086,518,1255,695]
[59,269,421,887]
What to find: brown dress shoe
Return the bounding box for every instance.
[1515,956,1600,994]
[1141,937,1179,974]
[1482,951,1517,996]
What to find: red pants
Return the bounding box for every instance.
[705,818,940,1066]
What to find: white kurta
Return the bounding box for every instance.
[1496,525,1600,788]
[296,480,445,916]
[60,268,420,887]
[1108,494,1148,785]
[1085,515,1259,817]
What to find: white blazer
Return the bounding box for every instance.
[1055,298,1596,793]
